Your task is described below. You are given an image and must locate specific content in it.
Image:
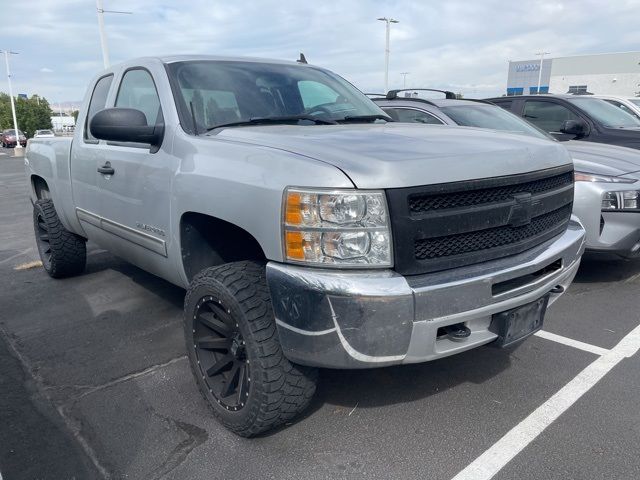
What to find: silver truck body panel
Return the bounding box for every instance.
[213,123,573,189]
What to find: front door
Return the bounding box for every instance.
[522,99,585,141]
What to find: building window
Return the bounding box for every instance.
[568,85,588,94]
[507,87,524,96]
[529,86,549,94]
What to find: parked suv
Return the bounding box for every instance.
[486,94,640,149]
[374,89,640,258]
[1,129,27,147]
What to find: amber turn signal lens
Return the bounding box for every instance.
[285,231,305,260]
[285,192,302,225]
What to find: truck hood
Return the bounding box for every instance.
[210,123,571,188]
[565,141,640,177]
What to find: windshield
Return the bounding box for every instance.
[569,97,640,128]
[5,129,24,136]
[167,60,387,132]
[440,104,553,140]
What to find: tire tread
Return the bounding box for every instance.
[184,261,317,437]
[34,199,86,278]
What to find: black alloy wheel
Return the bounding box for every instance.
[184,261,318,437]
[35,210,53,270]
[192,296,250,411]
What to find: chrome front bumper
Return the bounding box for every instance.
[267,220,586,369]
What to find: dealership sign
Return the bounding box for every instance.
[515,64,540,72]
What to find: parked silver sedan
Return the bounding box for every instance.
[373,90,640,257]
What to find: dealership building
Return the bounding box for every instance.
[506,51,640,97]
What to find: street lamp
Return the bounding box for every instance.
[96,0,132,68]
[0,49,23,156]
[535,51,550,94]
[400,72,410,88]
[377,17,399,93]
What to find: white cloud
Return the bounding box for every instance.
[3,0,640,101]
[40,67,53,73]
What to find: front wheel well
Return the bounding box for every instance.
[180,212,267,282]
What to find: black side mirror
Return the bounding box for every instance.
[560,119,587,136]
[90,108,164,152]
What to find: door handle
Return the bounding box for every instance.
[97,161,115,175]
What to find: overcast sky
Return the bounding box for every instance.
[3,0,640,104]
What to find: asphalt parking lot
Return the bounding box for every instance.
[1,147,640,480]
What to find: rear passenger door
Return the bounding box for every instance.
[95,67,174,264]
[70,73,114,232]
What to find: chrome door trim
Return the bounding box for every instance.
[76,207,167,257]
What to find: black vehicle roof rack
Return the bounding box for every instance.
[386,88,457,100]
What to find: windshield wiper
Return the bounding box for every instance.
[206,115,337,131]
[337,114,393,123]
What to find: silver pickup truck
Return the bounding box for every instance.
[25,55,586,436]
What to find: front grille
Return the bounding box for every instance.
[415,205,572,260]
[386,165,574,275]
[409,171,573,213]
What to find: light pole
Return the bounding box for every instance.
[377,17,399,93]
[1,49,23,156]
[96,0,132,68]
[535,51,550,94]
[400,72,410,88]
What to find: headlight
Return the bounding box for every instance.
[602,191,640,211]
[574,171,637,184]
[283,188,392,267]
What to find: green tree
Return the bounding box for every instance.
[72,110,79,123]
[0,92,53,137]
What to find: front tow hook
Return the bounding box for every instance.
[550,285,564,294]
[444,323,471,341]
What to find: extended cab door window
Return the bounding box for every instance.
[115,68,163,136]
[523,100,580,133]
[383,107,444,125]
[85,74,114,143]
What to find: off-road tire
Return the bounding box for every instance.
[184,261,318,437]
[33,199,86,278]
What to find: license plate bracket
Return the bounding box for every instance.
[489,294,550,348]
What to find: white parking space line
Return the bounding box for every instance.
[534,330,610,356]
[451,323,640,480]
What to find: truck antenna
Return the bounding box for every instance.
[297,53,307,64]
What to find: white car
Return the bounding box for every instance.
[592,95,640,121]
[33,129,55,138]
